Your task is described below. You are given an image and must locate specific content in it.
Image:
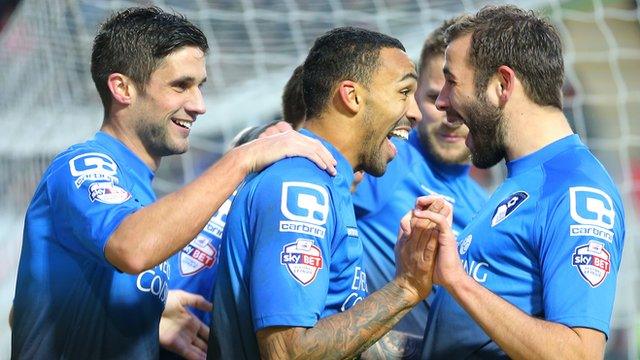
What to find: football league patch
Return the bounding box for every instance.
[179,235,218,276]
[572,240,611,287]
[89,181,131,204]
[280,239,323,286]
[491,191,529,227]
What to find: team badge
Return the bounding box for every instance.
[459,235,473,255]
[491,191,529,227]
[280,239,323,286]
[179,234,217,276]
[88,181,131,204]
[572,240,611,287]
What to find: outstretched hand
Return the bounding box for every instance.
[238,130,337,175]
[160,290,213,360]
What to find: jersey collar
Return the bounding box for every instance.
[94,131,155,181]
[299,128,355,185]
[506,134,583,178]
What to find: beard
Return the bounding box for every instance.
[419,124,471,165]
[136,116,188,158]
[461,94,506,169]
[359,108,391,177]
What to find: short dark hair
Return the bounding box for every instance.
[445,5,564,109]
[302,27,405,119]
[91,6,208,117]
[418,16,464,73]
[281,65,305,129]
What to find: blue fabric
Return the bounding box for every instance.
[12,132,168,359]
[212,129,368,359]
[166,192,234,327]
[352,131,487,336]
[421,134,625,359]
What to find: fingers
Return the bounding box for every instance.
[193,333,208,352]
[399,211,412,238]
[297,136,337,176]
[181,346,207,360]
[176,291,213,313]
[197,321,210,341]
[259,121,293,138]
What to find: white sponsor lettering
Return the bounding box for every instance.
[279,221,326,238]
[136,261,170,302]
[462,259,489,283]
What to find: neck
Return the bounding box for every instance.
[304,113,360,171]
[503,103,573,162]
[100,115,160,171]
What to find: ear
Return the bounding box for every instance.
[107,73,135,106]
[495,65,515,106]
[337,80,360,114]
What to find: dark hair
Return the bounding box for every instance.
[91,6,209,116]
[418,16,464,73]
[281,65,305,128]
[302,26,405,119]
[445,5,564,109]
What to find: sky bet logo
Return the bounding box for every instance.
[569,186,615,243]
[280,239,324,286]
[279,182,329,238]
[572,240,610,287]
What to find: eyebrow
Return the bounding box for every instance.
[399,71,418,83]
[169,76,207,86]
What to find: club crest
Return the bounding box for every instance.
[280,239,323,286]
[571,240,611,287]
[491,191,529,227]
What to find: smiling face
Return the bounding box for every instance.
[358,47,421,176]
[436,35,506,169]
[131,46,207,159]
[415,55,471,165]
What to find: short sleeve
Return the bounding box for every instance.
[248,165,336,331]
[539,185,625,336]
[48,151,143,265]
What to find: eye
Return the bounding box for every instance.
[400,88,412,97]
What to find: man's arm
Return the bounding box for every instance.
[416,196,606,360]
[105,131,337,273]
[256,199,449,360]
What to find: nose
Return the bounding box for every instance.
[186,87,206,117]
[435,85,449,112]
[406,91,423,126]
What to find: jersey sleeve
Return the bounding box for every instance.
[248,164,336,331]
[538,185,625,336]
[47,151,143,265]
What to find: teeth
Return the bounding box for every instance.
[389,129,409,141]
[174,119,192,129]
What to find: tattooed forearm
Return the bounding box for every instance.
[360,330,422,360]
[257,280,417,360]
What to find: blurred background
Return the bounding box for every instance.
[0,0,638,358]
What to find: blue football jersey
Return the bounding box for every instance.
[211,129,368,359]
[12,132,169,359]
[166,191,234,326]
[353,131,487,335]
[422,135,625,359]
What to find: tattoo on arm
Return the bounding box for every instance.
[360,330,422,360]
[257,281,415,360]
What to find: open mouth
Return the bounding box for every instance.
[388,128,409,141]
[172,118,193,130]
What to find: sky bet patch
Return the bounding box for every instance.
[491,191,529,227]
[280,239,323,286]
[572,240,611,287]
